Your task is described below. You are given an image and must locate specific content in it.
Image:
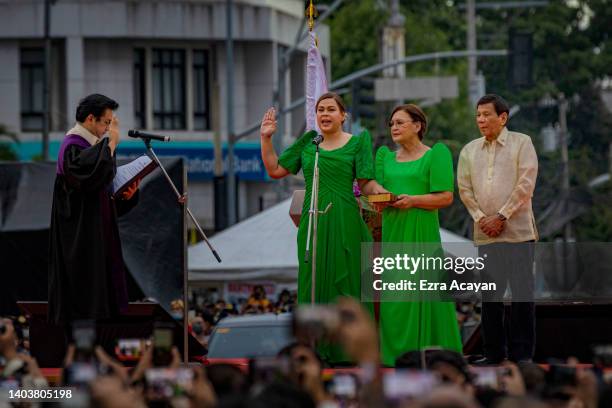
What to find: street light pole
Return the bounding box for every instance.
[226,0,236,226]
[42,0,54,161]
[558,93,572,241]
[466,0,478,107]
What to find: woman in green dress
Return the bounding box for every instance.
[375,104,462,366]
[260,93,385,362]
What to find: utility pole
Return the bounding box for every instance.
[381,0,405,79]
[609,142,612,180]
[558,93,572,241]
[466,0,479,107]
[379,0,406,129]
[225,0,236,226]
[42,0,54,161]
[463,1,548,107]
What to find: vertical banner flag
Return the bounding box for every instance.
[305,31,328,133]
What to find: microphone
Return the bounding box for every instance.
[127,130,171,142]
[312,134,324,145]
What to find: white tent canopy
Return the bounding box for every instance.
[188,198,476,284]
[188,199,298,283]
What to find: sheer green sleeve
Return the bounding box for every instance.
[278,130,316,175]
[375,146,390,186]
[355,129,375,180]
[429,142,454,193]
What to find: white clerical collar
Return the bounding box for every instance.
[67,123,100,146]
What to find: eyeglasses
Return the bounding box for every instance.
[388,119,417,128]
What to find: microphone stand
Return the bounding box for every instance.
[143,138,221,262]
[304,135,332,305]
[142,137,221,263]
[141,137,221,364]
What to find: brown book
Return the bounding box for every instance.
[366,193,397,203]
[112,155,158,198]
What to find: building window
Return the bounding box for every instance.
[152,49,186,130]
[193,50,210,130]
[20,48,44,132]
[133,48,146,129]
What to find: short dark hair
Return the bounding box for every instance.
[426,350,474,383]
[75,94,119,122]
[205,363,249,398]
[389,104,428,140]
[477,94,509,116]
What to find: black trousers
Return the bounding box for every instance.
[478,241,535,362]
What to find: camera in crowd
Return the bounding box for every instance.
[64,320,103,387]
[384,371,439,405]
[145,367,194,401]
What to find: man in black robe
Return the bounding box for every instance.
[48,94,139,324]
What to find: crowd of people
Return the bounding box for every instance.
[187,286,481,353]
[187,286,297,349]
[2,299,612,408]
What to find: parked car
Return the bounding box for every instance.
[204,313,293,368]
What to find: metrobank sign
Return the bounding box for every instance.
[15,140,268,181]
[116,141,267,181]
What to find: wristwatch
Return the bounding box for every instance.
[497,212,507,221]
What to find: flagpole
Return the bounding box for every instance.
[303,0,331,306]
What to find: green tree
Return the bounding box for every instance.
[318,0,612,239]
[476,0,612,240]
[328,0,386,81]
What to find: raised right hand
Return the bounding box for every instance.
[260,107,277,138]
[109,115,120,146]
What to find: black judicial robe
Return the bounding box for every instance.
[48,135,138,324]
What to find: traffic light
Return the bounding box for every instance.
[508,29,533,88]
[351,77,376,122]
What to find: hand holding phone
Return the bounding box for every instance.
[73,320,96,363]
[152,323,174,367]
[145,368,194,401]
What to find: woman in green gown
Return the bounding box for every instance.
[260,93,385,362]
[375,104,462,366]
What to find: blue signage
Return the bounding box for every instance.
[116,142,268,181]
[12,140,268,182]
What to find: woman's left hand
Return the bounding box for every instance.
[391,194,413,209]
[371,184,390,195]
